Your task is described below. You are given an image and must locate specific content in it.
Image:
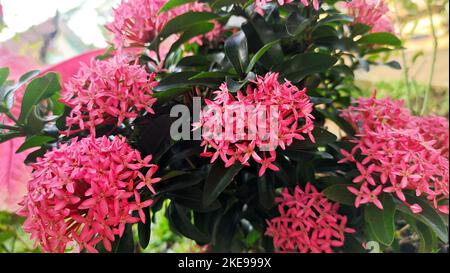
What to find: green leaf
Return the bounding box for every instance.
[155,173,204,194]
[364,194,396,246]
[16,135,55,154]
[317,14,354,27]
[152,87,190,103]
[18,72,61,123]
[257,173,275,210]
[384,61,402,70]
[287,127,337,150]
[358,32,402,47]
[168,202,209,243]
[0,67,9,87]
[246,39,279,73]
[211,0,248,8]
[402,213,438,253]
[159,0,197,13]
[137,207,151,249]
[224,31,248,75]
[167,22,215,55]
[203,161,243,207]
[323,183,355,206]
[112,224,135,253]
[286,12,310,37]
[154,71,221,92]
[189,71,231,80]
[280,53,338,82]
[394,193,448,243]
[158,12,219,39]
[351,23,371,37]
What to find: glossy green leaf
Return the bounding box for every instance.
[287,127,337,150]
[280,53,337,82]
[168,202,209,243]
[159,12,219,39]
[394,194,448,243]
[257,173,275,210]
[224,31,248,75]
[323,183,355,206]
[246,39,279,73]
[18,72,61,123]
[358,32,402,47]
[364,194,396,246]
[137,207,151,249]
[159,0,197,13]
[154,71,221,92]
[203,161,243,207]
[16,135,55,154]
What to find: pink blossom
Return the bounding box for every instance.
[195,72,315,176]
[61,55,158,136]
[345,0,395,33]
[17,136,160,253]
[106,0,224,49]
[340,92,449,214]
[254,0,320,15]
[265,183,355,253]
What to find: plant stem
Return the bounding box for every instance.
[420,0,439,115]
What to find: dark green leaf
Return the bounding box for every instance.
[18,72,61,123]
[323,183,355,206]
[280,53,338,82]
[224,31,248,75]
[168,202,209,243]
[203,161,243,207]
[16,135,55,154]
[159,12,219,39]
[384,61,402,70]
[257,174,275,210]
[159,0,197,13]
[138,207,151,249]
[246,39,279,73]
[364,194,396,246]
[358,32,402,47]
[402,213,438,253]
[394,193,448,243]
[154,71,221,92]
[287,127,337,150]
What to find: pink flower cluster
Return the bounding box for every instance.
[254,0,320,15]
[345,0,395,33]
[61,55,158,135]
[340,94,449,214]
[195,73,315,177]
[18,136,160,253]
[106,0,224,49]
[265,183,355,253]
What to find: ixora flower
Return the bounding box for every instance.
[254,0,320,15]
[17,136,161,253]
[61,55,158,136]
[106,0,224,49]
[345,0,395,33]
[340,94,449,214]
[265,183,355,253]
[194,72,315,176]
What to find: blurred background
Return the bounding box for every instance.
[0,0,449,253]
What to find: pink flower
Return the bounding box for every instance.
[340,92,449,214]
[17,136,160,253]
[106,0,224,49]
[61,55,158,136]
[265,183,355,253]
[345,0,395,33]
[196,72,315,176]
[254,0,320,15]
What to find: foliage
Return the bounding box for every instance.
[0,0,448,253]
